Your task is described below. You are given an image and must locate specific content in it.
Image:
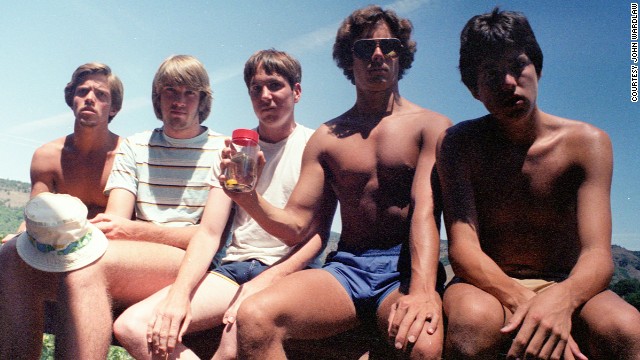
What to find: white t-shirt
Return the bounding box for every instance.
[210,124,314,265]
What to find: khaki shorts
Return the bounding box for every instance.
[513,278,557,293]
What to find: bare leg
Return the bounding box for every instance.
[0,238,57,359]
[377,288,444,359]
[443,282,510,360]
[53,240,186,358]
[577,289,640,359]
[115,272,239,360]
[55,261,111,360]
[102,241,187,306]
[236,269,358,360]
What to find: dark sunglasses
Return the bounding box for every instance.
[352,38,403,60]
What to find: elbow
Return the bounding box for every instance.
[602,256,615,285]
[280,226,306,247]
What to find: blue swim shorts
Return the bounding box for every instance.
[322,244,408,321]
[209,259,269,285]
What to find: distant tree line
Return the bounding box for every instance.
[0,203,22,239]
[0,178,30,193]
[610,278,640,311]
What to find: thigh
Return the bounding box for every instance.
[102,240,186,305]
[240,268,359,340]
[186,272,240,332]
[118,272,240,334]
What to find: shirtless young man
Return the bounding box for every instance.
[113,49,325,360]
[0,63,123,358]
[437,8,640,360]
[223,6,451,359]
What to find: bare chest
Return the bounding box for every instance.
[475,145,582,220]
[55,152,114,216]
[327,131,419,194]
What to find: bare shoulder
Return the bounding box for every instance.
[403,100,452,130]
[31,136,67,168]
[545,113,612,155]
[438,116,487,150]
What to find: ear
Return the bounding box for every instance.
[293,83,302,103]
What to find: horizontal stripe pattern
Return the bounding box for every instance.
[106,127,226,227]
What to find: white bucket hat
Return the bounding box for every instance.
[16,192,108,272]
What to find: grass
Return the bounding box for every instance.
[41,334,133,360]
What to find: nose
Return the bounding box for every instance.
[258,86,272,101]
[84,90,96,104]
[502,72,517,90]
[171,91,187,106]
[371,44,385,63]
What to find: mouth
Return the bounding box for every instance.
[80,107,96,113]
[169,109,187,115]
[500,95,526,108]
[368,67,388,74]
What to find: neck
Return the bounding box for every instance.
[495,106,541,145]
[258,120,296,143]
[354,86,400,116]
[72,123,117,153]
[164,125,205,139]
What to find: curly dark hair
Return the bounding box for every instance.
[333,5,416,84]
[459,7,543,94]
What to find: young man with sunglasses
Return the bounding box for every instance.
[438,8,640,359]
[224,5,451,359]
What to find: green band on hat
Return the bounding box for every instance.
[29,230,93,256]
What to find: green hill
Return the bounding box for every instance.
[0,178,29,238]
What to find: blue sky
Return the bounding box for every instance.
[1,1,638,250]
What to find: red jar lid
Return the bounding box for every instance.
[231,128,259,145]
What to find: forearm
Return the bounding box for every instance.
[260,233,324,283]
[408,222,441,297]
[561,247,613,309]
[169,229,221,297]
[233,191,308,247]
[125,221,199,249]
[451,241,530,311]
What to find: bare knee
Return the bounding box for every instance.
[409,334,444,360]
[582,296,640,358]
[236,294,288,355]
[237,295,278,340]
[63,260,106,285]
[444,287,506,358]
[113,307,148,348]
